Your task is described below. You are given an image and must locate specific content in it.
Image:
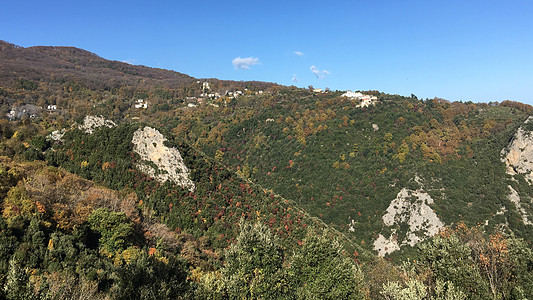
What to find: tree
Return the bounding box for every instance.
[287,231,366,300]
[364,258,402,299]
[417,232,489,299]
[416,224,533,299]
[113,252,191,300]
[506,238,533,298]
[3,258,33,300]
[381,280,427,300]
[221,220,287,299]
[87,208,133,254]
[2,183,35,228]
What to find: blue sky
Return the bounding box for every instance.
[2,0,533,104]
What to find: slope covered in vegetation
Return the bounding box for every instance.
[167,88,533,258]
[0,118,370,298]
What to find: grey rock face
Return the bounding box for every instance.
[79,115,116,134]
[132,127,195,192]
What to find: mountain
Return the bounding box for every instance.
[0,40,191,88]
[172,88,533,257]
[2,41,533,299]
[0,40,278,92]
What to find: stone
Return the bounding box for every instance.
[132,127,195,192]
[373,186,444,256]
[79,115,116,134]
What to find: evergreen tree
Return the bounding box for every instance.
[221,220,287,299]
[287,232,366,300]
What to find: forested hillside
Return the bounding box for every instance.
[0,119,372,298]
[2,41,533,299]
[168,88,533,257]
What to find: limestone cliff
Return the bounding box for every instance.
[500,116,533,226]
[502,116,533,183]
[373,187,444,256]
[79,115,116,134]
[507,185,532,225]
[132,127,195,192]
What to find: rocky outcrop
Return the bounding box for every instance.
[47,129,65,142]
[502,116,533,183]
[132,127,195,192]
[79,115,116,134]
[501,116,533,226]
[507,185,532,225]
[373,187,444,256]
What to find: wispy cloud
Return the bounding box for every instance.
[310,65,330,79]
[232,56,260,70]
[294,51,304,56]
[292,74,298,82]
[122,59,137,65]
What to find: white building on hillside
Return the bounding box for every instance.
[342,91,364,99]
[342,90,378,107]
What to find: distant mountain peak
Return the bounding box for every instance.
[29,45,101,58]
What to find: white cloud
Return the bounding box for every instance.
[292,74,298,82]
[310,65,330,79]
[122,59,137,65]
[294,51,304,56]
[232,56,260,70]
